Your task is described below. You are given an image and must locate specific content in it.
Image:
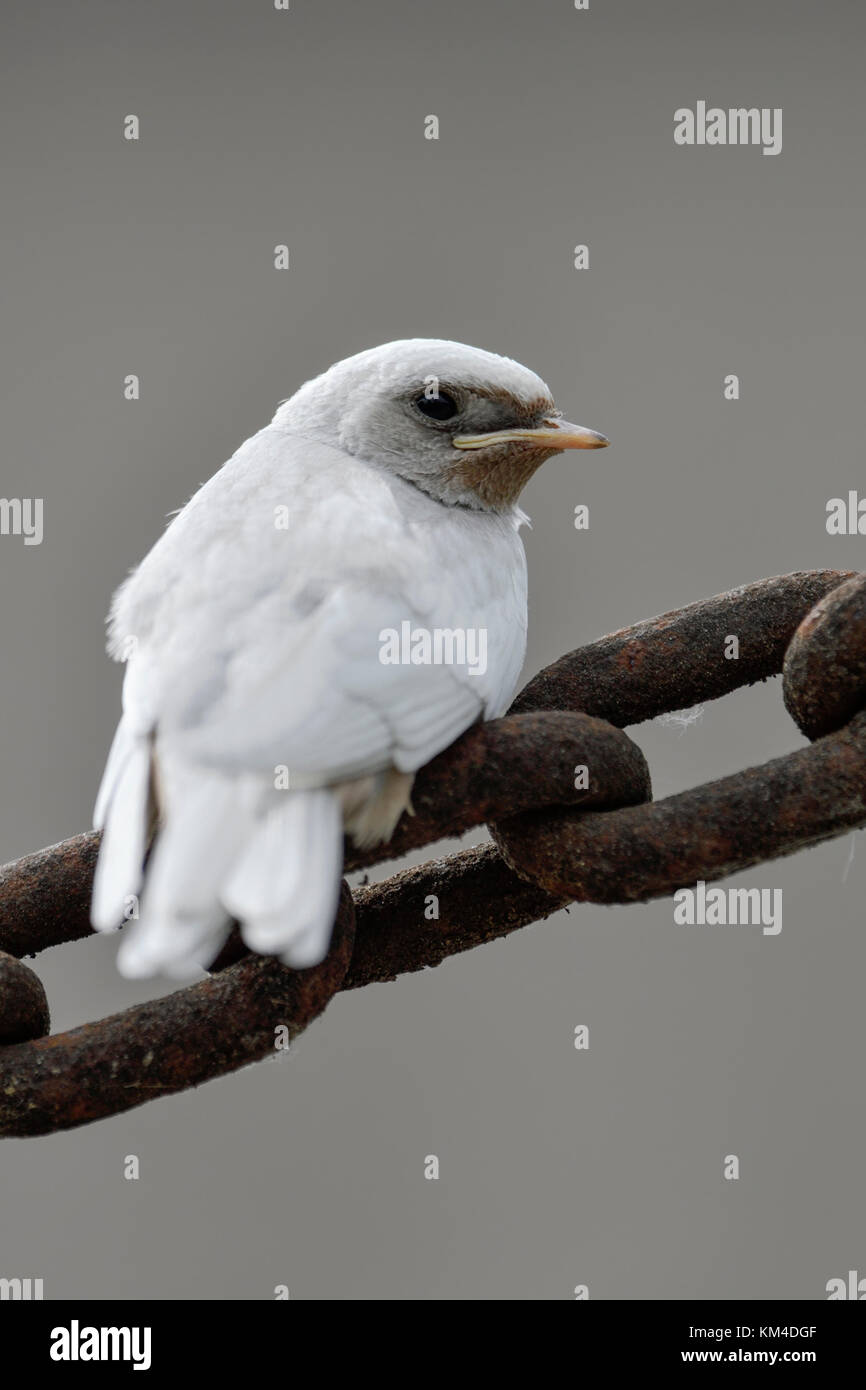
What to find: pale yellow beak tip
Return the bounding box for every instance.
[543,420,610,450]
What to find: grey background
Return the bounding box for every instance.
[1,0,864,1300]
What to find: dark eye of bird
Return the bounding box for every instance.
[415,391,458,421]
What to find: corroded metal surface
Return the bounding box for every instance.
[0,883,354,1137]
[492,713,866,902]
[511,569,855,726]
[0,951,50,1044]
[0,568,863,1136]
[782,573,866,739]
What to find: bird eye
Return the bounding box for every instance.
[414,391,459,422]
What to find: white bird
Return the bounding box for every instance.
[91,339,608,978]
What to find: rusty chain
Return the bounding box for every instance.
[0,568,864,1137]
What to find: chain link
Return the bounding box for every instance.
[0,568,863,1136]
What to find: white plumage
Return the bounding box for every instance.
[91,339,607,978]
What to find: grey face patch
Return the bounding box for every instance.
[403,382,552,438]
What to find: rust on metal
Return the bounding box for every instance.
[346,844,567,990]
[492,712,866,903]
[512,569,855,726]
[0,951,50,1044]
[783,574,866,740]
[344,710,651,872]
[1,568,864,1136]
[0,832,101,960]
[0,883,354,1137]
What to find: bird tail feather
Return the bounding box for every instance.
[91,724,152,932]
[115,769,248,979]
[92,735,344,978]
[222,789,343,969]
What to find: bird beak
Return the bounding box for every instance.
[452,418,610,451]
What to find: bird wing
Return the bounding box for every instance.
[106,427,526,788]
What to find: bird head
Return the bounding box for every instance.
[273,338,609,511]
